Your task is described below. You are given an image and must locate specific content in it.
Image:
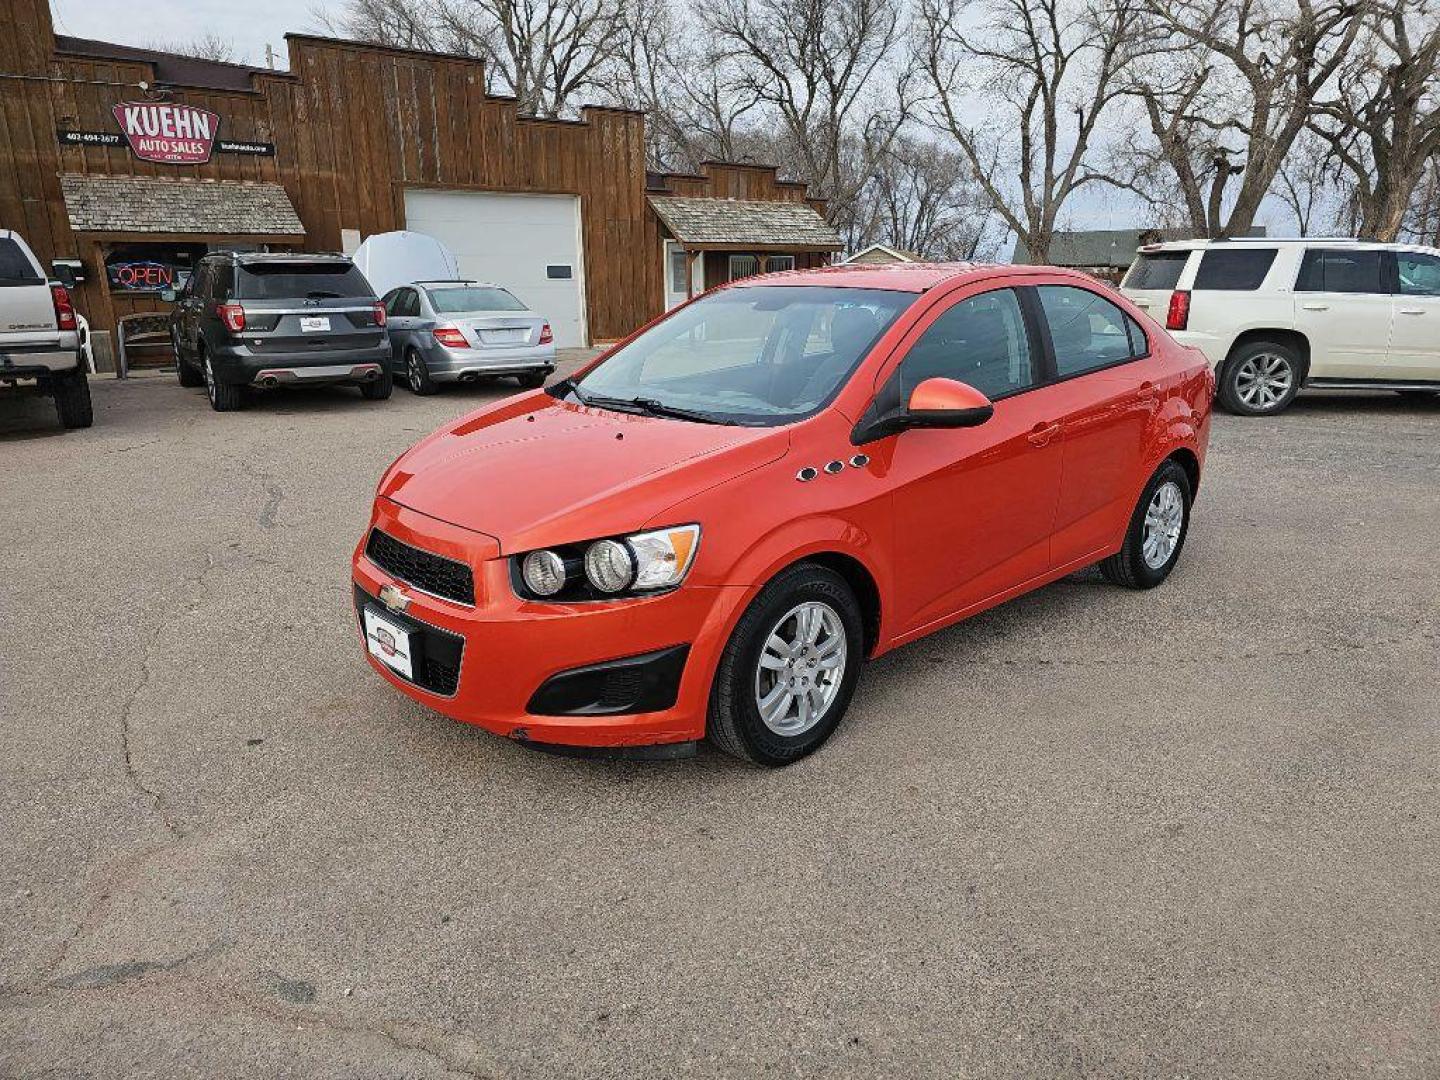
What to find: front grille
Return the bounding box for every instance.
[354,585,464,697]
[365,528,475,606]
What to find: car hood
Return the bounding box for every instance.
[379,394,790,552]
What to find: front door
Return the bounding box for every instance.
[1293,247,1394,378]
[1388,250,1440,383]
[882,286,1066,638]
[664,241,699,310]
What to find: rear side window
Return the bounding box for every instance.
[1193,248,1277,290]
[1396,252,1440,297]
[1296,249,1387,294]
[1037,285,1140,377]
[1124,252,1188,290]
[0,238,42,286]
[236,262,374,300]
[426,286,526,313]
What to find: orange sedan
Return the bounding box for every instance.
[352,263,1213,765]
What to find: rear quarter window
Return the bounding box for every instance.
[1123,251,1189,290]
[0,238,43,286]
[236,262,374,300]
[1193,248,1278,290]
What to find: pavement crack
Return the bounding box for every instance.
[258,477,284,529]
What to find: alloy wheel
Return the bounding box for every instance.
[408,353,425,391]
[753,601,848,737]
[1142,480,1185,569]
[1235,352,1294,411]
[204,354,216,402]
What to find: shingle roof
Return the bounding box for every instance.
[648,196,842,249]
[1011,226,1267,268]
[59,174,305,237]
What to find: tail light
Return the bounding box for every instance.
[50,285,77,332]
[216,303,246,333]
[1165,290,1191,332]
[539,322,553,345]
[372,301,387,327]
[433,326,469,349]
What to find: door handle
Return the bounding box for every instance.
[1399,308,1426,315]
[1301,303,1329,311]
[1027,422,1061,447]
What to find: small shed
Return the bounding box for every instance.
[1011,227,1267,282]
[844,243,920,265]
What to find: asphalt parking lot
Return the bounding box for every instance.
[2,367,1438,1078]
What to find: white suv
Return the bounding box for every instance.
[1120,238,1440,415]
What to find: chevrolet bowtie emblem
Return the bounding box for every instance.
[378,583,411,613]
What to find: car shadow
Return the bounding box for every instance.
[1288,390,1440,416]
[0,387,69,441]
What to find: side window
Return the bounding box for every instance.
[212,263,234,301]
[382,289,402,316]
[1396,252,1440,297]
[1036,285,1137,377]
[1193,248,1277,291]
[1296,249,1387,294]
[898,288,1035,400]
[192,262,214,301]
[390,289,414,317]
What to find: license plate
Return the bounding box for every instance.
[363,606,416,680]
[482,328,526,344]
[300,316,331,333]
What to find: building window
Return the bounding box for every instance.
[104,243,208,294]
[728,255,760,281]
[766,255,796,272]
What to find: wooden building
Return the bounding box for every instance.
[0,0,840,358]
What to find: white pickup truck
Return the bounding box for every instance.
[0,229,91,429]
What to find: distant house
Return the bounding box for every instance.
[1011,227,1268,282]
[845,243,921,265]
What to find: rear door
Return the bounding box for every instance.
[0,235,57,349]
[1292,248,1394,378]
[1388,250,1440,383]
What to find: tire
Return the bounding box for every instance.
[1396,389,1437,401]
[405,349,438,395]
[360,365,393,400]
[1217,340,1302,416]
[52,368,93,429]
[707,563,864,766]
[516,371,548,389]
[203,349,246,412]
[1100,459,1193,590]
[174,330,203,388]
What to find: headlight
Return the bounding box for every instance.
[513,525,701,601]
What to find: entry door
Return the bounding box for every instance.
[664,241,701,310]
[403,190,586,347]
[1293,247,1394,378]
[882,287,1066,638]
[1389,250,1440,382]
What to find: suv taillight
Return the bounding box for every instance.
[372,301,387,327]
[433,326,468,348]
[51,285,77,332]
[539,322,553,345]
[216,303,246,333]
[1166,290,1191,332]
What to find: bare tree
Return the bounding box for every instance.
[1121,0,1367,237]
[1275,128,1342,233]
[1401,153,1440,242]
[852,135,1001,259]
[148,34,248,64]
[1310,0,1440,240]
[701,0,914,234]
[917,0,1142,263]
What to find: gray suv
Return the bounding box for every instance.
[167,252,392,411]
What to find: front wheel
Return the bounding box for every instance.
[1100,459,1193,589]
[707,563,864,766]
[1217,341,1301,416]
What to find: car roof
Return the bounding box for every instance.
[223,252,356,265]
[414,280,504,289]
[727,262,1102,293]
[1135,237,1439,254]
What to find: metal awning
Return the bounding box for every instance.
[59,174,304,237]
[648,195,842,250]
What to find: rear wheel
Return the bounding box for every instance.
[516,371,548,389]
[203,350,246,412]
[406,349,438,395]
[52,368,93,429]
[360,365,393,400]
[1100,459,1193,589]
[707,563,864,766]
[1218,340,1301,416]
[173,329,203,387]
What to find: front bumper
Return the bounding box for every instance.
[425,342,556,383]
[351,499,744,748]
[210,342,392,386]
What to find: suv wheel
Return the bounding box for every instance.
[52,368,94,429]
[1218,341,1301,416]
[406,349,438,395]
[1100,459,1193,589]
[173,329,203,388]
[203,350,245,412]
[360,365,393,400]
[707,563,864,766]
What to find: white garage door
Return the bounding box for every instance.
[403,190,587,348]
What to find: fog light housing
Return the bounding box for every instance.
[585,539,635,593]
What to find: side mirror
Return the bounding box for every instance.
[160,288,177,303]
[851,377,993,444]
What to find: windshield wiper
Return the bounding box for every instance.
[571,387,730,425]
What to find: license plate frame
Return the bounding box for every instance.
[363,605,417,680]
[300,316,331,333]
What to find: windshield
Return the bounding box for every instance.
[566,285,915,426]
[427,286,527,313]
[236,263,373,300]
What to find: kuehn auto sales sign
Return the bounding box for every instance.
[112,101,221,164]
